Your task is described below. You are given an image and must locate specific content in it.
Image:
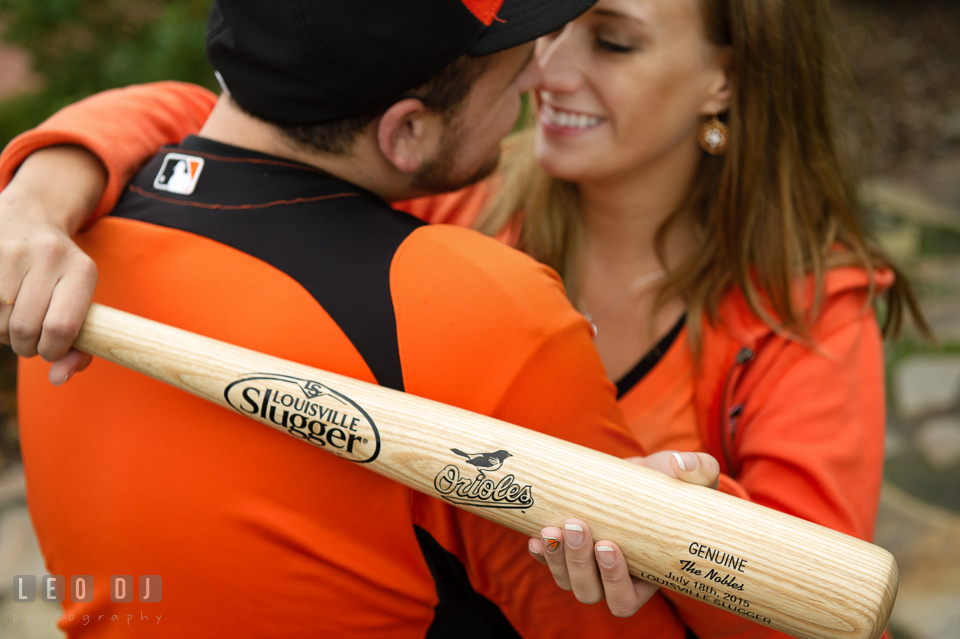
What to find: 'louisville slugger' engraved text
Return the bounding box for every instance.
[640,572,771,627]
[224,374,381,463]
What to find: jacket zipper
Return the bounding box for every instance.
[719,347,755,475]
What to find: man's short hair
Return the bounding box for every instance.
[274,54,491,155]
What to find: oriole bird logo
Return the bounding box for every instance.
[450,448,513,472]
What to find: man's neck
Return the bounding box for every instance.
[197,95,410,201]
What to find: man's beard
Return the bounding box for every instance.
[411,121,501,194]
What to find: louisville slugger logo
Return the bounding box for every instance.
[224,374,381,463]
[433,448,534,510]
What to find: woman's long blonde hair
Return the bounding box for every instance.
[477,0,928,353]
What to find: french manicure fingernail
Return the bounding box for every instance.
[564,523,584,548]
[596,546,616,567]
[672,452,686,471]
[542,536,560,552]
[528,540,541,555]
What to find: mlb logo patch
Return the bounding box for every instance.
[153,153,205,195]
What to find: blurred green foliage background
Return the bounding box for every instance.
[0,0,215,148]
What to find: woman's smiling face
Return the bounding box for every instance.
[534,0,730,185]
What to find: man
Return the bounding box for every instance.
[0,1,719,637]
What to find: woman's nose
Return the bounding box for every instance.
[535,24,584,94]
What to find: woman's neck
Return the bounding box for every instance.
[574,142,702,382]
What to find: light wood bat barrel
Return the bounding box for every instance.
[73,303,898,639]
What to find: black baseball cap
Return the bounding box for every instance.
[207,0,596,125]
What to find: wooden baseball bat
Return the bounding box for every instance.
[73,303,897,639]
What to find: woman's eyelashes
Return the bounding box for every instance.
[597,39,633,53]
[595,31,639,54]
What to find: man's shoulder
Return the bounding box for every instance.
[392,223,634,454]
[396,224,576,332]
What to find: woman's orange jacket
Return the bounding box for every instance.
[0,82,891,639]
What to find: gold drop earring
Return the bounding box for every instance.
[699,115,729,156]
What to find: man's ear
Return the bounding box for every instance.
[377,98,440,174]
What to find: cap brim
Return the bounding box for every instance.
[467,0,597,56]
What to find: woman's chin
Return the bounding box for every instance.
[535,137,597,182]
[535,150,598,183]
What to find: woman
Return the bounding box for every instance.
[0,0,923,635]
[406,0,926,624]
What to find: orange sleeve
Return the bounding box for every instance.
[731,304,886,539]
[673,296,889,639]
[0,81,216,224]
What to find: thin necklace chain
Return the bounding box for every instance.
[579,270,666,336]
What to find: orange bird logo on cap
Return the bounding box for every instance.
[461,0,505,26]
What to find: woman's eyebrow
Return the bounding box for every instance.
[591,8,647,28]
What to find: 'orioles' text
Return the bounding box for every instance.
[434,466,534,509]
